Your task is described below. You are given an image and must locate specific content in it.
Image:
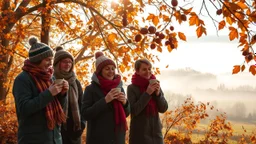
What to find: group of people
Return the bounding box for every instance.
[12,37,168,144]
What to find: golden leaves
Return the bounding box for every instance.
[189,14,200,26]
[249,65,256,75]
[228,27,238,40]
[167,45,173,52]
[218,20,226,30]
[237,2,248,9]
[232,65,240,74]
[196,26,207,38]
[178,32,186,41]
[146,13,159,26]
[107,33,118,42]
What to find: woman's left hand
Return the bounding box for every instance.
[117,92,127,105]
[61,80,69,95]
[155,82,161,96]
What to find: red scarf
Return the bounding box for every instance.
[22,59,66,130]
[131,73,158,116]
[97,74,128,131]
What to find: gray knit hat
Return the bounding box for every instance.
[95,51,116,74]
[28,37,54,63]
[53,46,74,66]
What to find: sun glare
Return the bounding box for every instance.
[107,0,119,4]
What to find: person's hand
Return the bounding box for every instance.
[105,89,119,103]
[146,83,158,95]
[155,82,161,96]
[49,83,63,96]
[61,80,69,95]
[116,92,127,105]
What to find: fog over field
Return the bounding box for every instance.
[158,68,256,116]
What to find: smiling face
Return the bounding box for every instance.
[101,65,116,80]
[37,57,53,72]
[59,58,73,72]
[136,62,152,79]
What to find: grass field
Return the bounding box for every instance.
[163,121,256,143]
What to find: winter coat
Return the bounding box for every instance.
[82,81,130,144]
[61,79,86,144]
[12,71,66,144]
[127,84,168,144]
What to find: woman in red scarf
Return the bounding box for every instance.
[82,52,130,144]
[127,58,168,144]
[13,37,69,144]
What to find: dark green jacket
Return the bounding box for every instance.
[82,81,130,144]
[13,71,66,144]
[127,84,168,144]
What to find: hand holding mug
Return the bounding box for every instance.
[61,80,69,95]
[105,88,119,103]
[49,81,63,96]
[117,92,127,105]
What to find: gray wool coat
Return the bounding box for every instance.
[127,84,168,144]
[12,71,66,144]
[82,81,130,144]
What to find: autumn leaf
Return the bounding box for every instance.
[226,16,234,25]
[167,45,173,52]
[163,14,170,22]
[136,0,145,7]
[232,65,240,74]
[249,65,256,75]
[237,2,248,9]
[146,13,159,26]
[107,33,117,42]
[180,7,193,15]
[189,14,200,26]
[153,15,159,26]
[157,46,162,52]
[229,27,238,41]
[218,20,226,30]
[241,65,245,72]
[196,26,207,38]
[178,32,186,41]
[146,13,155,20]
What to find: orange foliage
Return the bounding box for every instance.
[0,101,18,144]
[1,0,256,143]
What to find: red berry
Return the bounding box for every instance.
[150,43,156,49]
[159,33,165,39]
[140,28,148,35]
[216,9,222,15]
[171,0,178,7]
[155,38,161,44]
[127,39,132,43]
[148,26,156,34]
[165,41,170,45]
[135,34,142,42]
[170,26,174,31]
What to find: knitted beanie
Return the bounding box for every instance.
[53,46,74,66]
[95,52,116,74]
[28,37,54,63]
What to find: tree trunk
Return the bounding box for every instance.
[41,1,51,44]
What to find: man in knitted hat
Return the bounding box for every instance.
[13,37,69,144]
[82,51,130,144]
[53,46,85,144]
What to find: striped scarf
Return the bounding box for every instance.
[22,59,66,130]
